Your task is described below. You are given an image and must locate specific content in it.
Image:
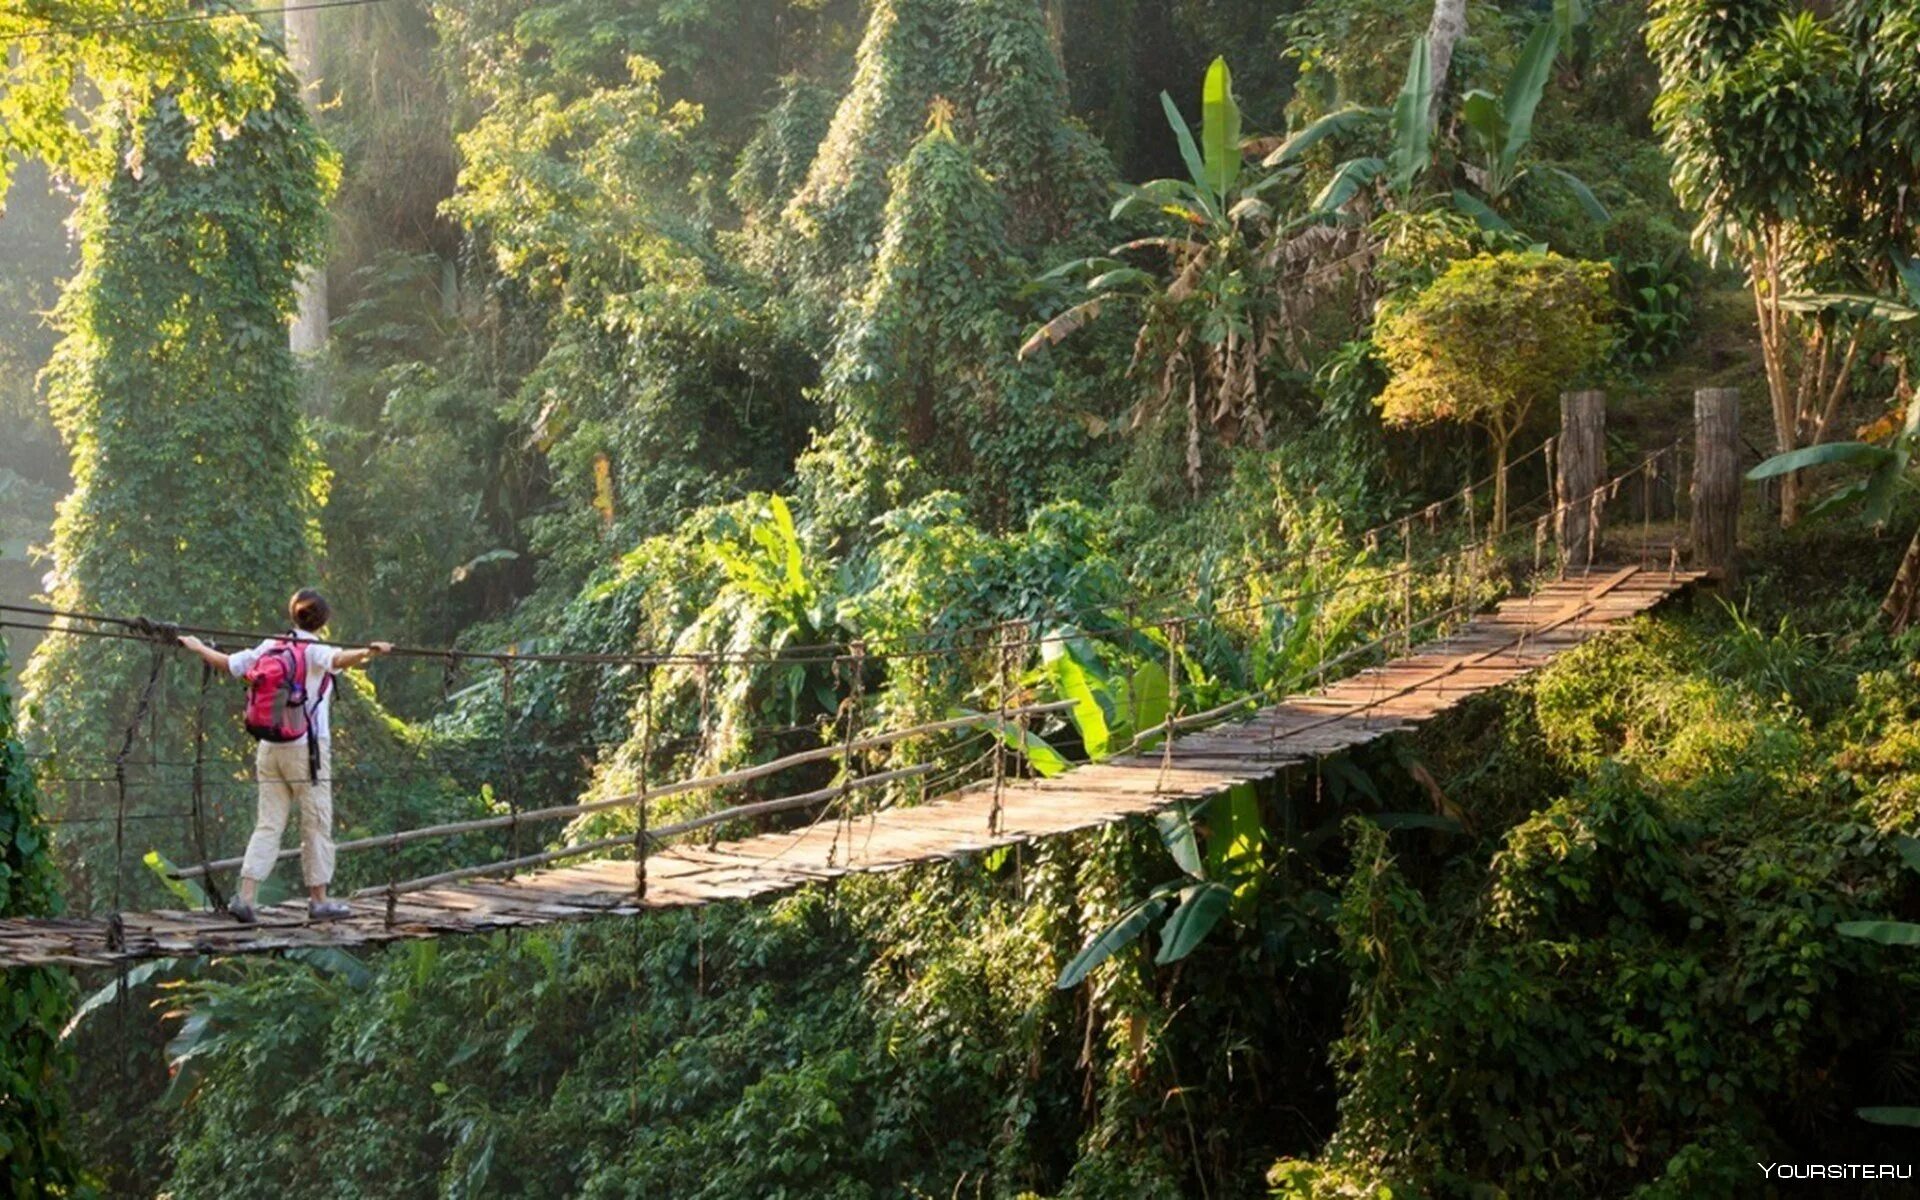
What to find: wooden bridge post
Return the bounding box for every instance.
[1692,388,1741,584]
[1557,390,1606,572]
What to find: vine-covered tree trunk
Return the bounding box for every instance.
[23,73,333,906]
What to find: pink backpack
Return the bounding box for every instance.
[242,637,330,743]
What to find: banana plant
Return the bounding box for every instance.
[1281,36,1434,214]
[1020,56,1294,489]
[1747,389,1919,527]
[1835,834,1920,1126]
[1454,22,1608,228]
[1056,787,1265,989]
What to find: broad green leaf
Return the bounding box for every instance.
[1044,644,1112,759]
[1128,660,1171,736]
[1544,165,1610,221]
[952,707,1071,776]
[1087,267,1155,294]
[768,494,805,596]
[1155,804,1205,878]
[1207,782,1265,888]
[1859,1107,1920,1127]
[1155,881,1233,964]
[1387,37,1432,199]
[1501,22,1559,178]
[1836,919,1920,946]
[62,958,188,1041]
[1160,91,1214,215]
[1056,895,1169,988]
[1261,106,1378,168]
[1778,291,1919,321]
[1747,441,1894,480]
[1313,156,1387,212]
[1201,57,1242,199]
[144,850,207,909]
[1451,188,1514,233]
[1459,90,1505,148]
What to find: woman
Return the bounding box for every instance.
[178,589,391,922]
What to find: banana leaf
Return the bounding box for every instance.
[1261,106,1379,168]
[1155,881,1233,964]
[1056,892,1172,988]
[1836,919,1920,946]
[1201,57,1242,200]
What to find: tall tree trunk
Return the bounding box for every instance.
[1426,0,1468,111]
[286,1,328,355]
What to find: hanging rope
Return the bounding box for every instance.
[991,623,1011,836]
[187,662,224,913]
[501,658,521,879]
[634,670,653,902]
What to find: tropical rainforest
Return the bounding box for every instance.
[3,0,1920,1196]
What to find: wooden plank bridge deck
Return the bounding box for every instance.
[0,565,1706,968]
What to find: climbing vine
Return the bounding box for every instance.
[23,67,334,896]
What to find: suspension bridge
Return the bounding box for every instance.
[0,394,1743,970]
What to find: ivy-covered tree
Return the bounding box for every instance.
[767,0,1113,311]
[799,111,1090,533]
[0,641,84,1195]
[23,70,334,896]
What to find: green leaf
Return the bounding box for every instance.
[1086,267,1155,294]
[1858,1106,1920,1127]
[1313,156,1387,212]
[1056,895,1169,988]
[953,707,1070,777]
[1836,920,1920,946]
[1155,881,1233,964]
[1500,22,1559,178]
[1260,106,1378,168]
[1207,783,1265,889]
[1459,90,1505,148]
[1127,660,1171,737]
[1154,804,1205,878]
[62,959,188,1041]
[1200,57,1242,199]
[1543,165,1610,222]
[1161,90,1213,213]
[768,494,805,597]
[1747,442,1894,480]
[144,850,208,909]
[1043,639,1112,759]
[1451,188,1514,233]
[1894,834,1920,875]
[1387,37,1432,199]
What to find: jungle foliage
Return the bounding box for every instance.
[2,0,1918,1197]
